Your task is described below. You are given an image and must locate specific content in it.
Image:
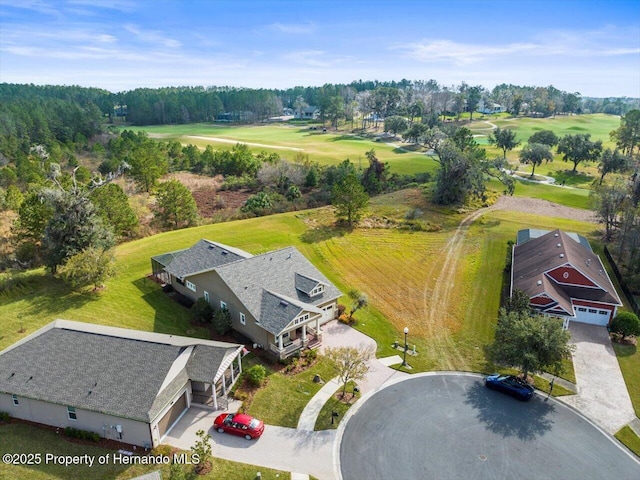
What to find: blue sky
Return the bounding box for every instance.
[0,0,639,96]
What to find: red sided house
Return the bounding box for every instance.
[511,229,622,326]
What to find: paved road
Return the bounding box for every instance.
[338,374,640,480]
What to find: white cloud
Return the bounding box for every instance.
[268,22,316,35]
[123,24,181,48]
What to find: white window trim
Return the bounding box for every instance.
[204,291,209,302]
[220,300,227,310]
[67,406,77,421]
[240,312,246,325]
[186,280,196,292]
[12,394,18,406]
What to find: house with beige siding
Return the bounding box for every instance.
[152,240,342,359]
[0,320,243,448]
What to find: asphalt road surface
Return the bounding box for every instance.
[338,374,640,480]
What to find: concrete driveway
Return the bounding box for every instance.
[337,374,640,480]
[163,406,336,479]
[561,322,636,433]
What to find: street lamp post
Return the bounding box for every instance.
[402,327,409,367]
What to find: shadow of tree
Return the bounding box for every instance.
[464,382,555,441]
[24,282,99,318]
[131,277,198,336]
[329,135,368,142]
[300,225,351,244]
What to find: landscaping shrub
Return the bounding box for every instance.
[610,312,640,339]
[64,427,100,442]
[190,297,213,323]
[246,365,267,387]
[0,411,10,422]
[212,307,232,335]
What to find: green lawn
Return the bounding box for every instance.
[613,343,640,417]
[244,358,337,428]
[470,114,620,148]
[615,425,640,458]
[0,423,288,480]
[314,381,360,431]
[129,123,438,176]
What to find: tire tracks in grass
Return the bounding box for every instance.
[422,207,493,370]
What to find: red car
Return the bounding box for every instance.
[213,413,264,440]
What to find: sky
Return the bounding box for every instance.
[0,0,639,97]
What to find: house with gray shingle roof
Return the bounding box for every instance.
[0,320,243,448]
[511,229,622,326]
[153,240,342,359]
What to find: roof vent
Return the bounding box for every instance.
[222,251,228,255]
[559,254,564,258]
[554,233,559,237]
[280,300,288,307]
[557,243,561,248]
[586,258,591,266]
[208,245,214,249]
[537,280,542,286]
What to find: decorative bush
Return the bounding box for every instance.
[610,312,640,339]
[246,365,267,387]
[338,313,356,325]
[190,298,214,323]
[64,427,100,442]
[304,348,317,363]
[0,411,10,422]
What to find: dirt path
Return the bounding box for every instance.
[186,135,303,151]
[421,196,597,369]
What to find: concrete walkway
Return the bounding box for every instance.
[560,322,636,434]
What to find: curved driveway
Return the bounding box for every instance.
[337,374,640,480]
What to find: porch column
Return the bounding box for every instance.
[278,334,283,350]
[230,364,235,384]
[237,354,242,374]
[222,373,227,396]
[316,316,322,342]
[302,324,308,346]
[213,388,218,410]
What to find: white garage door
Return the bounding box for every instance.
[574,307,610,326]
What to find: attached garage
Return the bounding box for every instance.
[574,307,611,326]
[157,392,188,438]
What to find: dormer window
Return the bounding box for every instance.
[310,285,325,297]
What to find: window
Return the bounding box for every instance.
[240,312,246,325]
[294,313,310,325]
[12,394,18,406]
[598,310,608,315]
[220,301,227,310]
[186,280,196,292]
[204,291,209,302]
[310,285,325,297]
[67,406,77,421]
[588,309,597,314]
[577,307,587,312]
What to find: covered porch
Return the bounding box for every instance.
[190,346,244,410]
[269,318,323,360]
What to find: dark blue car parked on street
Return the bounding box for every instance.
[485,374,535,401]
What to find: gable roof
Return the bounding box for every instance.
[0,320,242,423]
[163,239,252,279]
[512,229,621,308]
[214,246,342,335]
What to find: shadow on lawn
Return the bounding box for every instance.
[464,381,555,441]
[24,282,99,319]
[300,224,351,244]
[131,277,202,337]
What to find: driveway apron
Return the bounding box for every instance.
[560,322,636,433]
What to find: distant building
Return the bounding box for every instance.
[477,100,506,114]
